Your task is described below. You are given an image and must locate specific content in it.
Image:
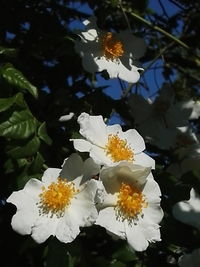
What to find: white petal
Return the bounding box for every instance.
[124,221,149,251]
[72,138,92,152]
[7,190,33,209]
[81,158,100,185]
[106,124,122,135]
[83,16,97,28]
[31,216,58,243]
[124,129,145,153]
[59,153,83,181]
[80,29,98,41]
[143,203,164,225]
[77,51,99,73]
[138,220,161,243]
[100,163,151,194]
[99,193,117,208]
[172,188,200,230]
[42,168,61,185]
[143,175,162,203]
[95,207,125,239]
[95,57,119,77]
[134,152,155,169]
[96,57,141,83]
[117,30,146,59]
[11,209,37,235]
[78,113,107,146]
[7,184,40,236]
[55,209,80,243]
[24,178,43,200]
[56,181,98,243]
[71,180,98,226]
[117,62,142,83]
[89,145,113,166]
[59,112,74,122]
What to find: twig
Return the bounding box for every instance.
[129,11,190,50]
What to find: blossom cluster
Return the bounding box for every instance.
[6,16,200,266]
[7,112,163,252]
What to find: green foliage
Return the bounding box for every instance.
[0,63,38,98]
[0,109,37,139]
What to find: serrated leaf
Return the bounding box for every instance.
[0,109,37,139]
[1,63,38,98]
[38,122,52,145]
[0,93,25,112]
[7,136,40,158]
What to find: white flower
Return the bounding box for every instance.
[7,153,100,244]
[71,112,155,168]
[178,248,200,267]
[167,131,200,177]
[180,100,200,120]
[75,17,146,83]
[128,85,198,149]
[95,162,163,251]
[172,188,200,230]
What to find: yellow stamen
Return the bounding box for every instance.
[38,177,78,217]
[102,32,124,60]
[105,134,134,162]
[116,183,147,221]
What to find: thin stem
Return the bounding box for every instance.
[129,11,190,50]
[141,41,174,76]
[118,0,132,31]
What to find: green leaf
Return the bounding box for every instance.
[0,109,37,139]
[1,63,38,98]
[0,93,26,112]
[29,152,45,173]
[46,238,75,267]
[7,136,41,158]
[38,122,52,145]
[4,158,29,174]
[0,46,17,57]
[110,261,126,267]
[0,96,16,112]
[112,245,137,262]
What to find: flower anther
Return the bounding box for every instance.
[39,177,78,217]
[102,32,124,60]
[116,182,147,221]
[105,134,134,162]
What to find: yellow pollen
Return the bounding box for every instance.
[116,183,147,221]
[105,134,134,162]
[102,32,124,60]
[38,177,78,217]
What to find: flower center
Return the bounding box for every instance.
[116,183,147,221]
[38,178,77,217]
[105,134,134,162]
[102,32,124,60]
